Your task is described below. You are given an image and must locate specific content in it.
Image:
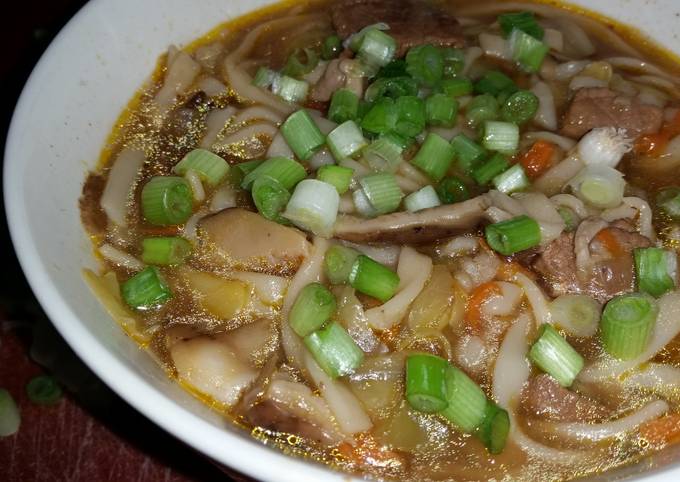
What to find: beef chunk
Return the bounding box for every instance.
[529,221,652,303]
[521,374,608,422]
[560,88,663,139]
[331,0,464,57]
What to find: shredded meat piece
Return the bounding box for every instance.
[527,220,652,303]
[310,59,345,102]
[560,87,663,139]
[331,0,465,57]
[521,374,608,423]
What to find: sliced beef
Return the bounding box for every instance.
[528,221,652,303]
[521,374,608,423]
[560,87,663,139]
[331,0,464,57]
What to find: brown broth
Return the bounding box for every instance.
[80,1,680,480]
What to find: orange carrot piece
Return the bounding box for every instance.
[634,111,680,157]
[640,413,680,447]
[594,228,624,258]
[634,132,670,157]
[465,282,501,333]
[519,140,556,179]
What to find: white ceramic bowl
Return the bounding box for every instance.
[5,0,680,480]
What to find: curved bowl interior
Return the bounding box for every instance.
[5,0,680,480]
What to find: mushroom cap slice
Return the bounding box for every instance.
[333,194,491,244]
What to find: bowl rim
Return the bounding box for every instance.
[4,1,680,481]
[2,1,347,481]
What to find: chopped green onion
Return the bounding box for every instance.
[253,67,279,88]
[501,90,539,125]
[241,156,307,190]
[322,35,342,60]
[482,121,519,155]
[353,188,379,218]
[426,93,459,127]
[324,245,361,285]
[441,366,488,432]
[485,215,541,255]
[492,164,530,194]
[570,165,625,209]
[550,294,601,338]
[509,28,549,73]
[358,28,397,68]
[465,94,500,126]
[141,236,192,266]
[280,110,325,160]
[290,283,337,337]
[558,206,578,231]
[377,59,408,78]
[282,48,319,78]
[405,44,444,87]
[235,159,264,176]
[364,76,418,103]
[395,96,426,138]
[441,78,474,97]
[475,71,518,96]
[442,47,465,78]
[601,293,658,360]
[252,175,291,223]
[173,149,230,187]
[411,133,456,182]
[359,173,403,214]
[304,321,364,378]
[437,177,470,204]
[363,136,404,172]
[499,11,544,39]
[327,120,368,160]
[349,255,400,302]
[657,187,680,220]
[283,179,340,236]
[141,176,193,226]
[451,134,487,174]
[405,353,448,413]
[361,97,398,135]
[26,375,62,405]
[635,247,676,298]
[472,153,509,185]
[404,185,442,212]
[317,165,354,194]
[529,324,584,387]
[121,266,172,310]
[272,75,309,103]
[477,402,510,455]
[329,89,360,124]
[348,22,390,51]
[0,389,20,436]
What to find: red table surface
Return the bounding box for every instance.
[0,325,239,481]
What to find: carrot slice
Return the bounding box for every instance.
[639,413,680,447]
[633,110,680,157]
[519,140,556,179]
[594,228,624,258]
[465,282,501,333]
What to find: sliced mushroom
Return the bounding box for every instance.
[333,194,491,244]
[198,208,311,275]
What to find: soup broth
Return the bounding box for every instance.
[80,1,680,480]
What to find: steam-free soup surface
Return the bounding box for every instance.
[80,1,680,480]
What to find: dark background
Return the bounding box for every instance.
[0,2,231,480]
